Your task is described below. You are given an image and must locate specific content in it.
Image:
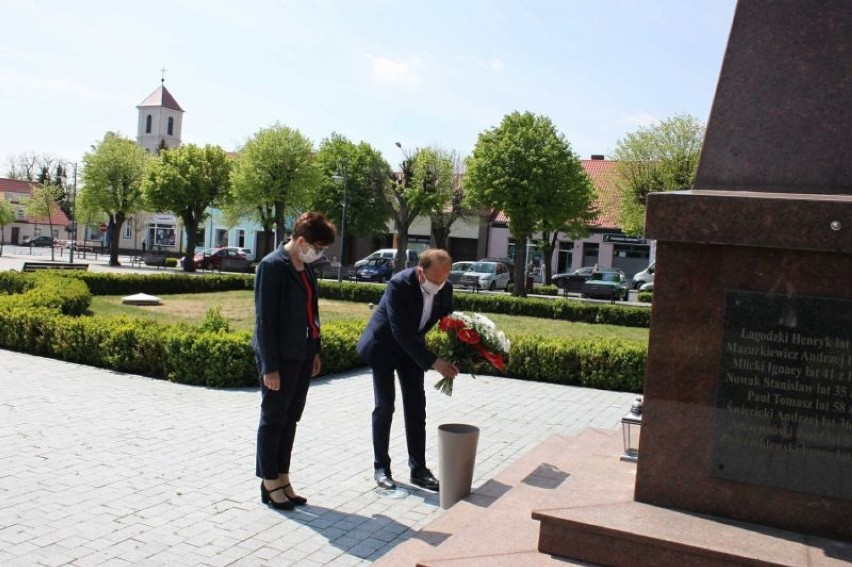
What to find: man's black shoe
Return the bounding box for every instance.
[410,467,439,491]
[374,468,396,490]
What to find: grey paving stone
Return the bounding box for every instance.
[0,348,634,564]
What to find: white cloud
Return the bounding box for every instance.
[367,55,424,89]
[619,111,659,128]
[489,58,505,72]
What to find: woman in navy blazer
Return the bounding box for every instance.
[253,212,336,510]
[356,249,459,491]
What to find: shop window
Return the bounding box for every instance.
[582,243,599,267]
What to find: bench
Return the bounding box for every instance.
[22,262,89,272]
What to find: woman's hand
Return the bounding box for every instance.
[312,355,321,377]
[263,371,281,391]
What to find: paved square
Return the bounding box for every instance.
[0,347,634,566]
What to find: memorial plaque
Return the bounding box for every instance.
[712,290,852,500]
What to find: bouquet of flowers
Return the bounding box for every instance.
[434,311,511,396]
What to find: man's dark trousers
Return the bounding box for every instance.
[371,353,427,472]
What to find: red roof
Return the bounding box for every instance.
[0,177,71,226]
[484,159,624,230]
[581,158,622,230]
[137,84,184,112]
[0,177,39,194]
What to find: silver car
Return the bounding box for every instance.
[459,261,511,291]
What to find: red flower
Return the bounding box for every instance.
[483,351,505,372]
[457,328,481,345]
[439,316,466,332]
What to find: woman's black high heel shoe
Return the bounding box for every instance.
[260,482,294,510]
[282,483,307,506]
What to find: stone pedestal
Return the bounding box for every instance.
[635,0,852,543]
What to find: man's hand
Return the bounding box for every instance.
[263,371,281,391]
[432,358,459,379]
[312,355,322,377]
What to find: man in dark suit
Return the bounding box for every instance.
[356,248,459,491]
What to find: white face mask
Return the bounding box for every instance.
[299,242,325,264]
[420,270,446,295]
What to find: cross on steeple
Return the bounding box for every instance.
[160,67,166,85]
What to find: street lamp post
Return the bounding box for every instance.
[332,159,348,283]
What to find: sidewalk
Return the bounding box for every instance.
[0,349,635,566]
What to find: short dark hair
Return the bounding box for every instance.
[419,248,452,270]
[292,212,336,246]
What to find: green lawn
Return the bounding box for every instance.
[89,290,649,343]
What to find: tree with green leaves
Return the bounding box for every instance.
[387,145,456,271]
[26,182,64,261]
[307,133,392,266]
[465,111,595,295]
[0,194,15,257]
[230,123,319,248]
[414,147,463,251]
[142,144,233,272]
[613,113,705,235]
[80,132,150,266]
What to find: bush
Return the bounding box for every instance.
[0,271,647,392]
[39,271,255,296]
[638,291,653,303]
[504,335,645,392]
[164,257,178,268]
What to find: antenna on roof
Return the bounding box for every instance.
[160,67,166,85]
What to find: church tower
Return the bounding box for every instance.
[136,79,184,154]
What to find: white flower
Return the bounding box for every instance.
[497,331,510,353]
[471,313,496,329]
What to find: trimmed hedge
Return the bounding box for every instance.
[425,330,644,392]
[319,280,650,328]
[0,272,646,392]
[53,271,255,296]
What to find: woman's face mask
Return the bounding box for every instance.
[300,242,325,264]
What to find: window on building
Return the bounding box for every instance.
[145,115,152,134]
[123,220,132,239]
[236,229,245,247]
[215,228,228,247]
[167,117,174,136]
[557,241,573,273]
[582,243,599,267]
[196,227,206,248]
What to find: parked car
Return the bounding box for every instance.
[459,260,511,291]
[449,261,475,285]
[582,268,630,301]
[353,258,394,282]
[632,261,655,289]
[236,247,255,262]
[552,266,596,293]
[192,247,253,272]
[28,235,54,247]
[354,248,419,268]
[482,257,516,283]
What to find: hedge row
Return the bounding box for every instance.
[318,281,650,328]
[4,271,649,327]
[51,271,255,296]
[0,272,645,392]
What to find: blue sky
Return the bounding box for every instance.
[1,0,737,170]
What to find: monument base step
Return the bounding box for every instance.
[376,429,623,566]
[533,435,852,567]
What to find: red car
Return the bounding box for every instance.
[192,247,253,272]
